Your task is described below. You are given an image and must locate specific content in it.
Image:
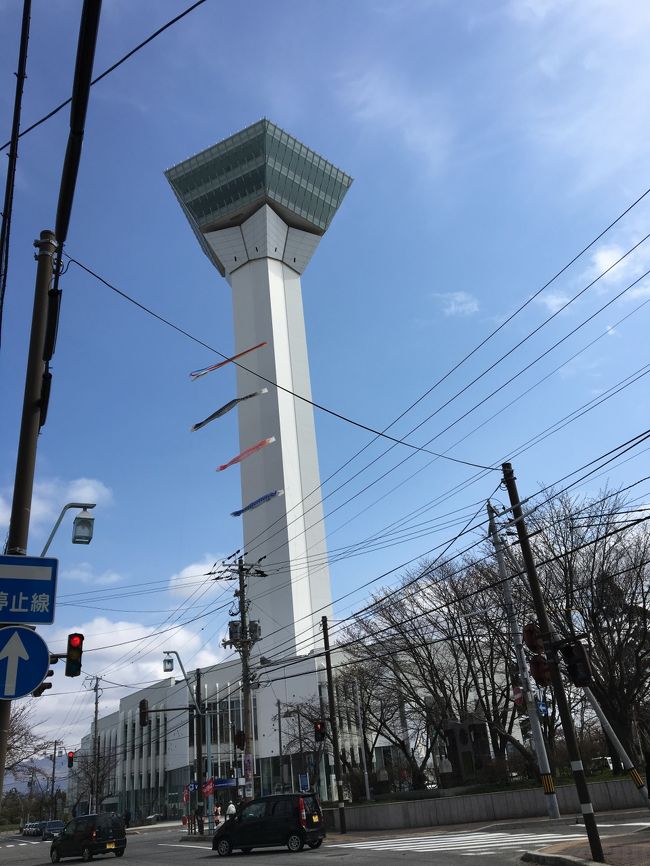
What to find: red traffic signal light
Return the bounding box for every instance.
[314,720,326,742]
[139,698,149,727]
[65,633,84,677]
[67,751,74,769]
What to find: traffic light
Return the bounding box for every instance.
[314,720,326,742]
[139,699,149,727]
[529,654,552,687]
[32,669,54,697]
[67,751,74,769]
[65,633,84,677]
[561,642,593,687]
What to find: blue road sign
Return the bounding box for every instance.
[298,772,310,792]
[0,626,50,700]
[0,555,58,625]
[538,701,548,715]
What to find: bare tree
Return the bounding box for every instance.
[6,704,53,773]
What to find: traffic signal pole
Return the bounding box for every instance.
[502,463,604,862]
[0,230,57,798]
[487,502,560,819]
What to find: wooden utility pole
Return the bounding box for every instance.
[502,462,604,862]
[322,616,346,833]
[487,502,560,819]
[0,231,56,797]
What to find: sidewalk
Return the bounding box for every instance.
[523,827,650,866]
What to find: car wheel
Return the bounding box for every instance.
[115,850,125,858]
[287,833,304,852]
[308,839,323,849]
[50,850,60,864]
[216,838,232,857]
[81,846,93,862]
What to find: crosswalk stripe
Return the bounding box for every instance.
[331,831,588,853]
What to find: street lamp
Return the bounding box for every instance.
[40,502,96,556]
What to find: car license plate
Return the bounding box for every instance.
[106,842,115,850]
[312,816,319,823]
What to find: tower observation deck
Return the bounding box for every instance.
[166,120,352,655]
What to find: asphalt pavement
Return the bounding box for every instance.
[2,810,648,866]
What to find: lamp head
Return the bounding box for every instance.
[72,509,94,545]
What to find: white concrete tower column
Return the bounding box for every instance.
[166,120,352,657]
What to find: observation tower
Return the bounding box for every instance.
[166,120,352,654]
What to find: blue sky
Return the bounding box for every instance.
[1,0,650,746]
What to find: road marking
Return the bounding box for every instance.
[331,830,588,854]
[159,843,211,850]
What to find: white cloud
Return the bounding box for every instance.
[0,476,112,534]
[168,554,222,598]
[62,562,123,587]
[338,64,451,175]
[32,616,225,748]
[507,0,650,189]
[536,291,570,313]
[434,291,479,317]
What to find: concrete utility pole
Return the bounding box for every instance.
[194,668,204,821]
[322,616,346,833]
[487,502,560,819]
[49,740,58,819]
[237,557,254,800]
[502,463,604,862]
[0,230,56,798]
[92,677,100,813]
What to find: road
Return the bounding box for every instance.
[2,817,648,866]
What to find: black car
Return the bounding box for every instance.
[212,792,325,856]
[50,813,126,862]
[42,820,65,841]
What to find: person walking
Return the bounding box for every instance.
[226,800,237,821]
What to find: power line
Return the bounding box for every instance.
[0,1,209,153]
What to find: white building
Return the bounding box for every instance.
[71,655,336,819]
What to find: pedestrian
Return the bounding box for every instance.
[226,800,237,821]
[214,803,222,824]
[124,810,131,829]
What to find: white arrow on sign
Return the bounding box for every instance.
[0,631,30,696]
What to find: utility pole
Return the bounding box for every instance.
[502,463,604,862]
[0,230,56,798]
[277,699,283,789]
[49,740,58,819]
[237,557,253,800]
[92,677,100,813]
[322,616,346,833]
[487,502,560,819]
[194,668,204,821]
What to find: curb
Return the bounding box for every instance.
[521,854,602,866]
